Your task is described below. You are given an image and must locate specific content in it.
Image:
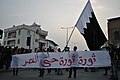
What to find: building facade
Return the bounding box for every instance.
[3,22,49,52]
[45,39,58,51]
[108,17,120,48]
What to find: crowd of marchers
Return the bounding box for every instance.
[0,45,120,79]
[0,46,31,70]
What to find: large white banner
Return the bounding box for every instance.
[11,51,111,68]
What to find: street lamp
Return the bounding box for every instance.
[61,27,73,46]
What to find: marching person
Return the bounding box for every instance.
[68,46,78,79]
[56,48,63,75]
[47,46,54,74]
[12,46,19,76]
[103,47,110,76]
[38,48,46,77]
[84,50,88,72]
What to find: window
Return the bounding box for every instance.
[5,33,7,37]
[26,37,31,46]
[17,39,20,44]
[35,39,38,42]
[36,29,39,34]
[39,35,45,39]
[0,29,3,39]
[18,30,21,35]
[7,40,15,47]
[27,30,30,35]
[8,32,16,38]
[114,30,120,40]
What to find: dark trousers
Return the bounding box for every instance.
[84,67,88,72]
[48,68,52,74]
[68,67,77,78]
[39,68,44,77]
[13,68,18,76]
[0,59,3,69]
[104,67,108,75]
[91,68,95,72]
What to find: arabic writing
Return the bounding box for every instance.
[22,52,97,67]
[78,53,96,66]
[40,58,59,67]
[22,54,38,66]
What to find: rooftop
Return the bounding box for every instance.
[108,17,120,21]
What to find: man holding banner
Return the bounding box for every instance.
[68,46,78,79]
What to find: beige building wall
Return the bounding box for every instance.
[108,17,120,47]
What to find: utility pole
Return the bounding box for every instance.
[61,27,73,46]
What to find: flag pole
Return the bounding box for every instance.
[66,26,76,46]
[66,0,90,46]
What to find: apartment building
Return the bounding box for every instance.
[3,22,49,52]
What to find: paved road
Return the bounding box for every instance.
[0,68,119,80]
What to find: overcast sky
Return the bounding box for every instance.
[0,0,120,50]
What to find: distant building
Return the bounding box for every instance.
[108,17,120,48]
[45,39,58,51]
[3,22,58,52]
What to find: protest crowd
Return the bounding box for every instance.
[0,46,31,70]
[0,45,120,80]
